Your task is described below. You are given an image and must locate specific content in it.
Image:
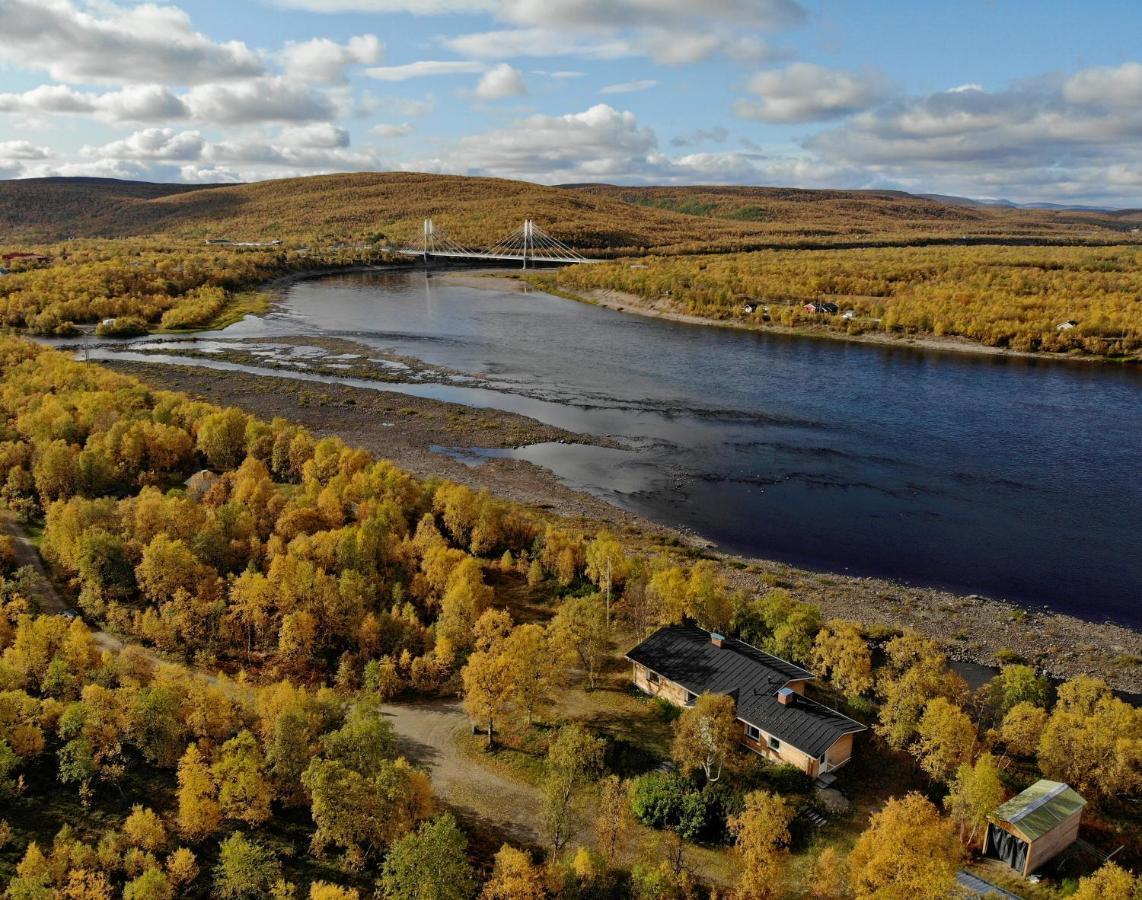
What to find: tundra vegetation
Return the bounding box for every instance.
[547,244,1142,358]
[0,339,1138,897]
[3,175,1139,250]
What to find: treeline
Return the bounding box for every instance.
[550,244,1142,357]
[0,242,391,335]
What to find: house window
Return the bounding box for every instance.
[647,670,660,685]
[745,724,761,741]
[768,735,781,752]
[685,691,697,705]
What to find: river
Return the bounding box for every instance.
[87,270,1142,628]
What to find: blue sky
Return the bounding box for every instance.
[2,0,1141,204]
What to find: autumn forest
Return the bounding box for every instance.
[0,174,1139,899]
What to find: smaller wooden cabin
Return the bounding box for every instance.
[983,780,1086,877]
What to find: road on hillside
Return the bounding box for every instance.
[4,511,546,843]
[381,699,543,845]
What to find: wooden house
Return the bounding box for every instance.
[626,626,865,778]
[983,780,1086,877]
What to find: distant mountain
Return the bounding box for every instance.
[1,173,1139,250]
[917,192,1136,214]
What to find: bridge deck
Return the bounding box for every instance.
[395,249,601,263]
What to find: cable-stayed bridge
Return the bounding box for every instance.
[395,219,599,267]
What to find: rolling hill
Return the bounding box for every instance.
[1,173,1139,253]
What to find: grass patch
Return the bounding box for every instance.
[455,730,547,788]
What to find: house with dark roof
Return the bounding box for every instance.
[626,625,865,777]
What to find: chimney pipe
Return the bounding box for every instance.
[777,687,795,706]
[710,632,725,648]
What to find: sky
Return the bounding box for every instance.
[1,0,1142,205]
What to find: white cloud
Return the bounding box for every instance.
[272,0,806,26]
[445,28,636,60]
[366,60,487,81]
[736,63,886,123]
[1063,61,1142,109]
[444,26,776,65]
[0,0,262,86]
[0,141,51,160]
[282,34,383,84]
[497,0,806,29]
[37,158,153,180]
[445,103,659,181]
[475,63,527,99]
[371,122,414,137]
[0,79,337,127]
[179,165,243,183]
[635,30,721,65]
[600,79,659,95]
[273,0,494,10]
[184,77,337,124]
[670,126,729,147]
[84,128,205,160]
[0,84,190,123]
[97,85,192,122]
[410,101,865,187]
[278,122,351,149]
[804,72,1142,204]
[74,123,386,178]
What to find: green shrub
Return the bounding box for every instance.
[628,772,716,841]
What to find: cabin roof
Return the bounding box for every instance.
[989,780,1086,842]
[626,625,865,758]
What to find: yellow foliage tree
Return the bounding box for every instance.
[480,844,548,900]
[671,693,740,783]
[728,789,795,900]
[848,793,961,899]
[1070,861,1141,900]
[176,743,221,842]
[913,698,976,783]
[811,620,872,699]
[997,702,1048,758]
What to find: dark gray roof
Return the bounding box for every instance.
[626,625,865,758]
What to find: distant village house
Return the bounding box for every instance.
[626,626,865,778]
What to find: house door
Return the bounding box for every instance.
[986,824,1028,873]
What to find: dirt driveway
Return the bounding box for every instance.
[382,699,543,846]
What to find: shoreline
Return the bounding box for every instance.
[442,270,1138,366]
[102,354,1141,694]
